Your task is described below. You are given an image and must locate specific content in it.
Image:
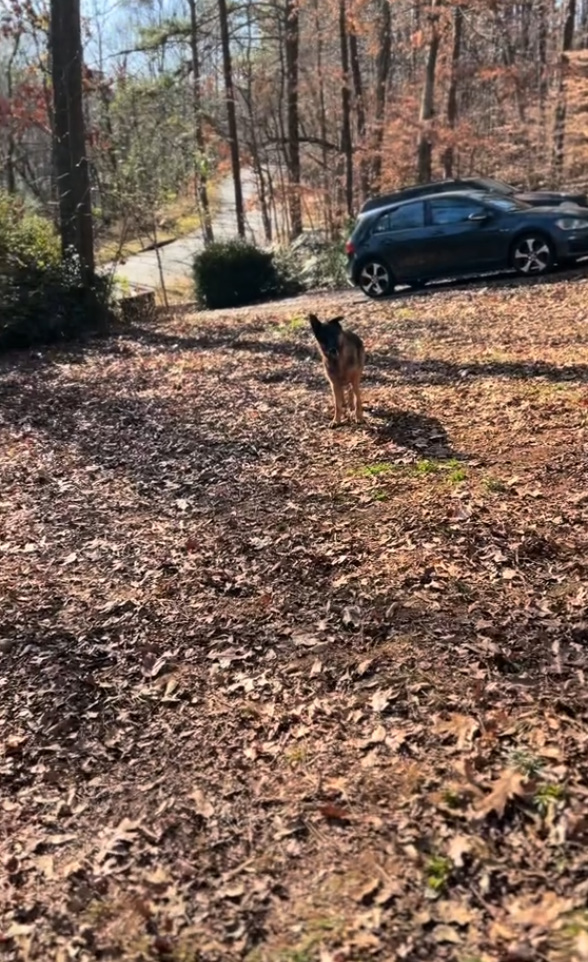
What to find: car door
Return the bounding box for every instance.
[425,196,506,274]
[370,201,432,280]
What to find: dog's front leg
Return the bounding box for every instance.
[329,379,345,427]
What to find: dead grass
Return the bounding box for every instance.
[2,270,588,961]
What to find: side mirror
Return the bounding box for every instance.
[468,211,490,222]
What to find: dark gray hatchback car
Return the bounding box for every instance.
[346,190,588,298]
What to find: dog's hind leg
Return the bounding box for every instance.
[350,372,364,423]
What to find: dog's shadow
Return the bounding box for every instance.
[366,407,459,460]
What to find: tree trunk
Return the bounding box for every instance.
[218,0,245,237]
[416,0,441,183]
[349,25,368,203]
[552,0,576,181]
[49,0,95,280]
[537,0,549,163]
[314,0,333,236]
[285,0,302,239]
[370,0,392,192]
[6,32,21,194]
[339,0,353,218]
[441,4,463,178]
[188,0,214,243]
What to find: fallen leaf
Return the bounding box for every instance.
[368,724,387,744]
[318,803,351,823]
[375,881,402,905]
[371,688,393,713]
[437,900,475,926]
[508,891,576,929]
[357,658,374,676]
[354,877,381,904]
[575,930,588,960]
[472,768,535,820]
[433,923,462,944]
[219,882,245,900]
[190,789,214,818]
[435,713,479,750]
[35,855,55,879]
[447,834,473,867]
[292,631,321,648]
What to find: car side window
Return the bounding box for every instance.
[374,201,425,233]
[430,198,486,226]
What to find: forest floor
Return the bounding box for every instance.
[2,269,588,962]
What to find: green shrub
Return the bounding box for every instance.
[193,239,302,309]
[299,243,349,290]
[0,192,110,350]
[0,191,61,274]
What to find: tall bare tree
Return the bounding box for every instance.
[49,0,94,279]
[370,0,392,191]
[218,0,245,237]
[349,21,368,203]
[416,0,441,183]
[442,3,463,178]
[552,0,577,180]
[285,0,302,238]
[339,0,353,216]
[188,0,213,243]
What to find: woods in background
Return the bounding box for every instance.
[1,0,587,247]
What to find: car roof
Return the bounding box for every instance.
[359,189,494,219]
[360,179,481,212]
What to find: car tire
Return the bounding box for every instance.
[357,259,394,298]
[510,233,554,276]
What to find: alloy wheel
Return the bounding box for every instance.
[359,261,391,297]
[512,236,552,275]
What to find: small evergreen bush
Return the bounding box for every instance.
[193,239,302,309]
[0,192,110,350]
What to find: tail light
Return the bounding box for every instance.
[345,239,355,255]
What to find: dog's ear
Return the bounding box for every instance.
[309,313,323,338]
[328,316,344,328]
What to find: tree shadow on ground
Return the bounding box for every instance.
[108,325,588,390]
[366,406,459,459]
[365,352,588,386]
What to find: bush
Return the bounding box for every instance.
[0,191,61,274]
[0,192,110,350]
[298,243,349,291]
[193,239,302,309]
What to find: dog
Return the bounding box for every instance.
[309,313,365,427]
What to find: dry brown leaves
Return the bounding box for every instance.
[2,272,588,960]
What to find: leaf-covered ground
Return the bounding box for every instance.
[2,271,588,962]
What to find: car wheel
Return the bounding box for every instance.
[358,259,394,298]
[510,233,554,276]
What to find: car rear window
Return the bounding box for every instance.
[374,201,425,232]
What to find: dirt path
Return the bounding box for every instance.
[2,273,588,961]
[109,168,271,292]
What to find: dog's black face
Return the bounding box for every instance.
[309,313,344,359]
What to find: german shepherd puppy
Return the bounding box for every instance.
[309,313,365,427]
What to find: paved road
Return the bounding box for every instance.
[107,169,271,293]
